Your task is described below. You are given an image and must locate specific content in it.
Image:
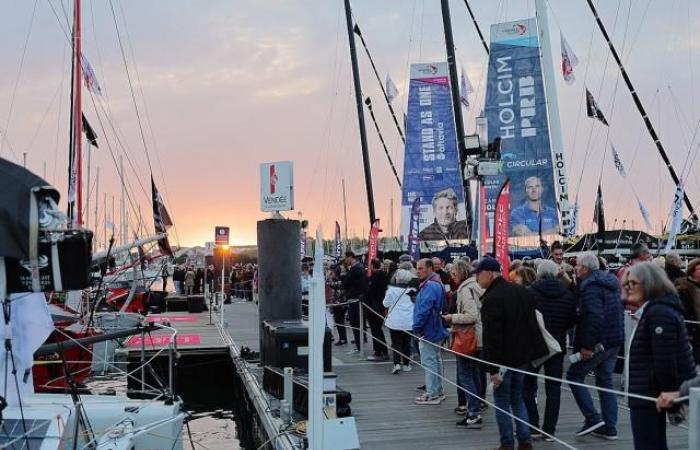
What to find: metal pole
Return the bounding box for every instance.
[440,0,473,237]
[344,0,376,226]
[22,152,26,168]
[358,300,365,358]
[534,0,573,235]
[308,227,325,449]
[94,167,99,237]
[690,388,700,450]
[220,249,225,327]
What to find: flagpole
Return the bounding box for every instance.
[73,0,83,227]
[534,0,572,236]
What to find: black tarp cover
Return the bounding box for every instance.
[0,157,59,260]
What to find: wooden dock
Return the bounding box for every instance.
[222,299,689,449]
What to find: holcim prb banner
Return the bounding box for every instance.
[484,18,560,238]
[399,62,466,249]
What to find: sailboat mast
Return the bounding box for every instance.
[342,178,349,248]
[73,0,83,227]
[534,0,573,236]
[585,0,697,220]
[344,0,376,226]
[440,0,472,236]
[94,167,99,237]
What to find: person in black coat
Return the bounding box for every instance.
[477,258,548,450]
[624,262,696,450]
[523,260,577,439]
[365,259,389,360]
[342,251,368,353]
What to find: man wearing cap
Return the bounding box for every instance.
[413,258,449,405]
[477,257,547,450]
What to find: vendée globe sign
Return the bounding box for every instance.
[260,161,294,212]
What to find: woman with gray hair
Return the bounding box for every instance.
[383,269,417,374]
[522,259,577,439]
[624,262,696,450]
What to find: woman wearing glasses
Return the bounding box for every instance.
[624,262,696,450]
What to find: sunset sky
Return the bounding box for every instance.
[2,1,699,248]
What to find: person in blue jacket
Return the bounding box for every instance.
[567,251,625,440]
[412,258,449,405]
[624,262,696,450]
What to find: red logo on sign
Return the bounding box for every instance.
[269,165,278,194]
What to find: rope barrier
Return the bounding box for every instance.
[333,320,578,449]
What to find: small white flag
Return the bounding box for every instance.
[611,143,626,178]
[560,31,579,85]
[385,74,399,103]
[460,66,474,109]
[638,198,653,231]
[81,54,102,95]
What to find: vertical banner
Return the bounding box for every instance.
[408,198,421,261]
[300,231,307,260]
[367,219,381,274]
[664,182,684,252]
[485,19,561,237]
[334,221,342,260]
[399,62,466,249]
[492,180,511,279]
[479,184,489,257]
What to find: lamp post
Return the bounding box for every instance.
[220,245,228,327]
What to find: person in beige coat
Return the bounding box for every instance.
[443,260,484,427]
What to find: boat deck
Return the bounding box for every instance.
[223,299,689,450]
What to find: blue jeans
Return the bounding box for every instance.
[456,355,481,415]
[418,340,443,397]
[566,346,619,433]
[493,371,531,446]
[523,353,564,435]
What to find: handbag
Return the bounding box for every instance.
[451,325,477,356]
[530,310,562,367]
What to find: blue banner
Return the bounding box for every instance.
[399,62,466,248]
[484,18,559,237]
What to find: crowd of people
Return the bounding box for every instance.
[324,242,700,450]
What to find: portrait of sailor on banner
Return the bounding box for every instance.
[399,62,467,249]
[484,18,561,238]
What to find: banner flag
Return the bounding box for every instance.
[408,198,421,261]
[479,183,488,258]
[593,184,605,245]
[560,31,579,85]
[492,179,511,278]
[611,143,626,178]
[485,18,564,237]
[368,219,382,274]
[300,231,307,260]
[399,62,466,248]
[82,114,99,148]
[570,200,579,236]
[386,74,400,103]
[460,66,474,109]
[636,194,653,232]
[664,182,684,252]
[151,176,173,256]
[586,88,609,126]
[334,221,342,260]
[81,54,102,96]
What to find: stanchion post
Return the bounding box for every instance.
[358,301,365,358]
[691,387,700,450]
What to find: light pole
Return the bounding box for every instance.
[220,245,228,327]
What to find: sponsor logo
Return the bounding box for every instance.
[500,22,528,36]
[269,165,278,194]
[20,255,49,273]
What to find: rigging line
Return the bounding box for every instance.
[461,0,489,55]
[364,97,402,187]
[47,0,71,42]
[53,41,70,185]
[107,0,154,175]
[23,74,63,154]
[114,0,181,247]
[621,0,652,64]
[351,20,406,143]
[667,85,700,178]
[0,0,39,161]
[586,0,697,220]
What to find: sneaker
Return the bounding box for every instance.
[414,394,442,405]
[401,364,412,372]
[575,420,605,436]
[456,414,483,428]
[454,405,467,415]
[367,354,388,361]
[391,364,401,374]
[333,340,347,346]
[592,428,618,441]
[416,384,426,392]
[479,402,488,412]
[346,348,360,355]
[530,431,543,439]
[544,436,555,442]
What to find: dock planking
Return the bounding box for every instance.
[223,299,689,449]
